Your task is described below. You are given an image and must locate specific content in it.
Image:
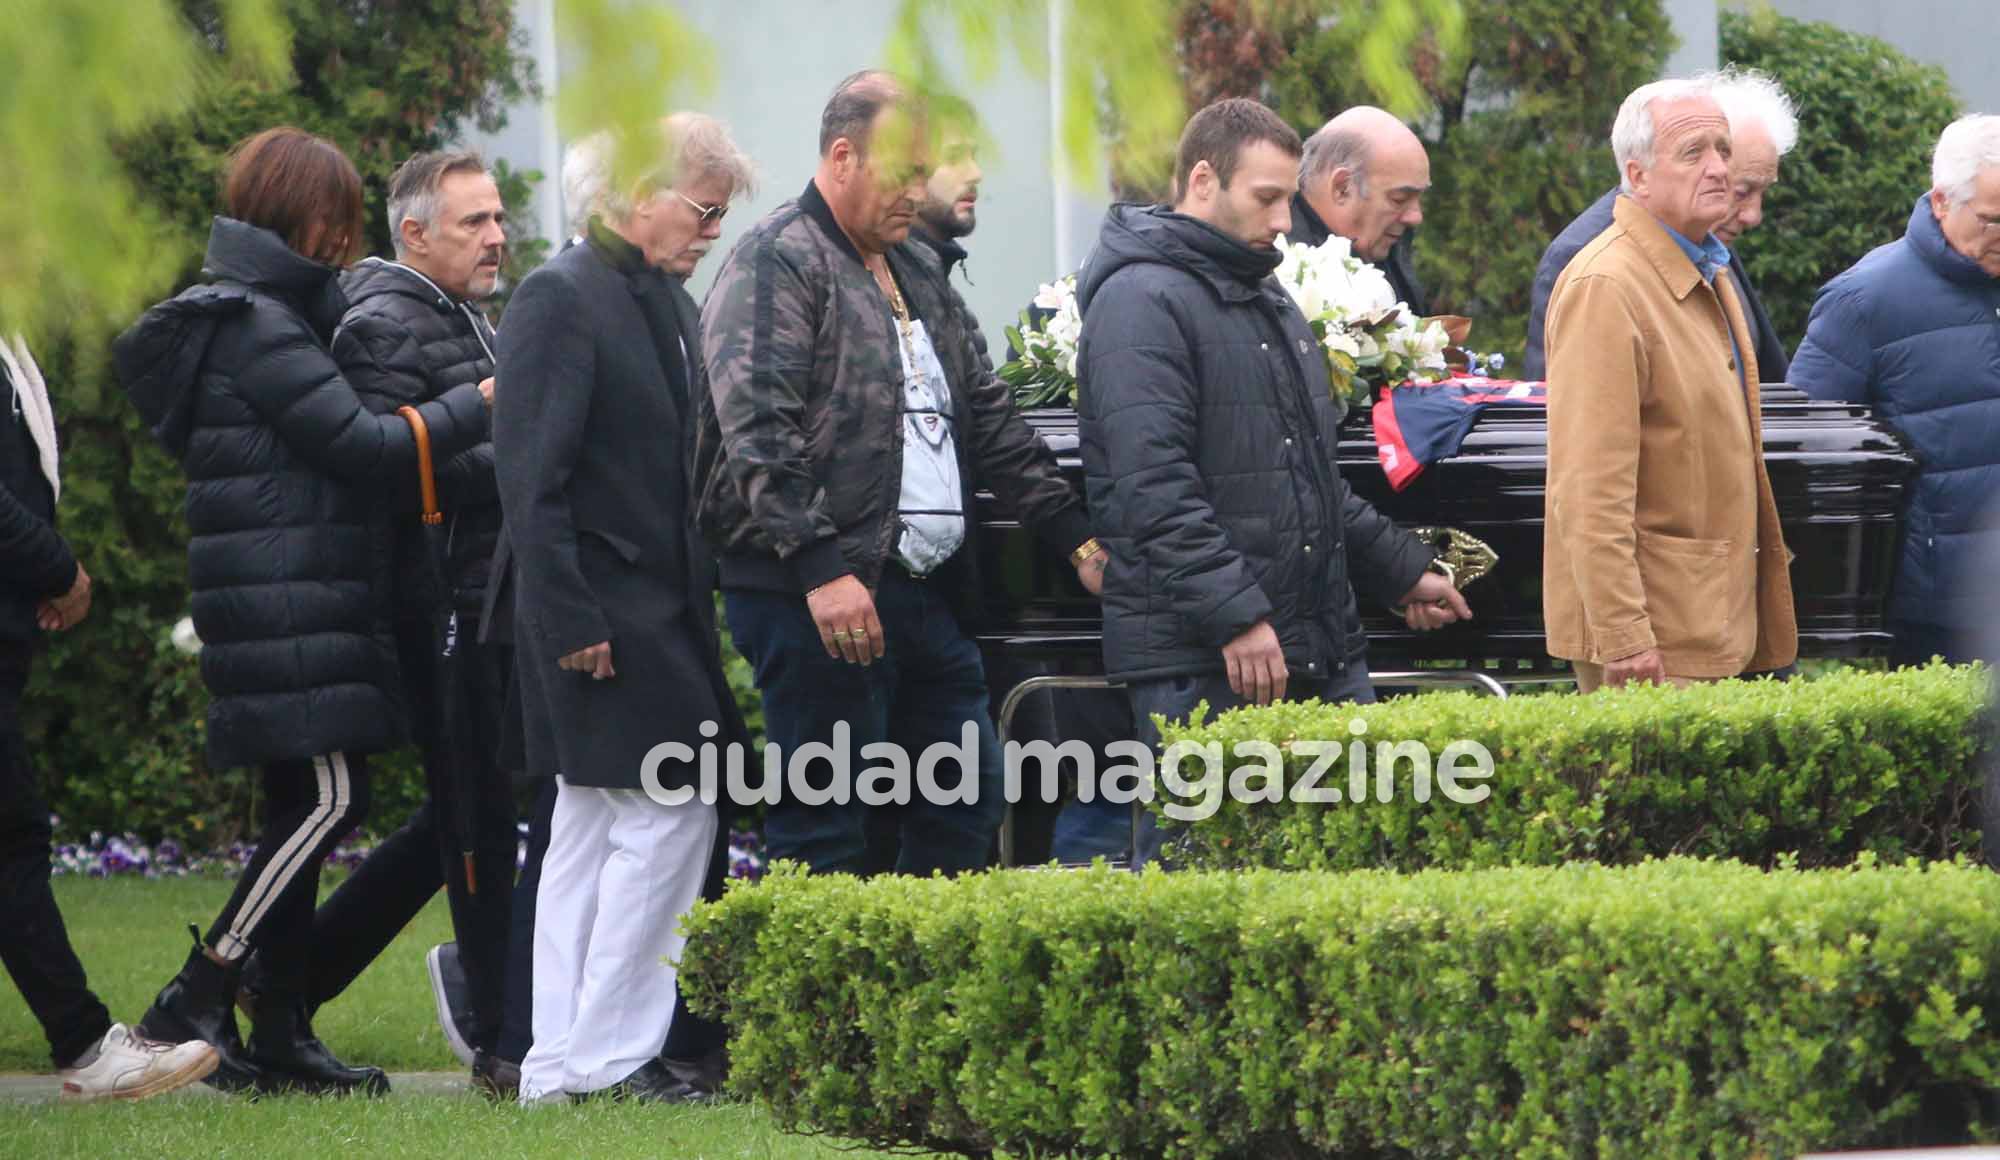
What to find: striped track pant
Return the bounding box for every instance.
[205,753,372,974]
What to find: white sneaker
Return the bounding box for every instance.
[57,1023,220,1103]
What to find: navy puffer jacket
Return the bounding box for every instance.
[114,218,489,770]
[1791,197,2000,632]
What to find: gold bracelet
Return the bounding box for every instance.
[1070,537,1104,567]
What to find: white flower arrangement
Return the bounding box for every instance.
[1273,233,1451,409]
[1001,275,1083,409]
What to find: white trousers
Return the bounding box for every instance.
[517,779,717,1104]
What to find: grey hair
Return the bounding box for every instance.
[1932,114,2000,208]
[560,134,608,237]
[566,113,758,226]
[1611,76,1718,194]
[819,69,901,157]
[385,150,487,256]
[1300,124,1371,198]
[1710,67,1799,157]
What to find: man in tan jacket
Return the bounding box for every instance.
[1543,77,1797,692]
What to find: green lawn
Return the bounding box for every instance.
[4,1097,944,1160]
[0,875,944,1160]
[0,875,460,1073]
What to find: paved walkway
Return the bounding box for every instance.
[0,1070,468,1104]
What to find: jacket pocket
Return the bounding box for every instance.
[1635,530,1750,660]
[577,526,642,565]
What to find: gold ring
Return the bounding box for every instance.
[832,630,850,643]
[849,626,869,639]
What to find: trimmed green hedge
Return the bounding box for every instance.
[683,858,2000,1158]
[1150,663,1988,873]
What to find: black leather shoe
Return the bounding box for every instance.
[576,1059,713,1105]
[471,1049,520,1102]
[136,926,261,1093]
[247,998,389,1097]
[658,1046,728,1098]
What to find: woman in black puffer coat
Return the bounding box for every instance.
[111,128,490,1097]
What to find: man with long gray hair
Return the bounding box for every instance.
[1791,113,2000,666]
[496,112,755,1106]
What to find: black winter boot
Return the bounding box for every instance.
[247,996,389,1097]
[234,950,265,1022]
[136,925,262,1093]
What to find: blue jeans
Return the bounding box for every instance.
[1052,660,1377,866]
[725,568,1006,877]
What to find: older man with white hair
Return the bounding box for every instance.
[1791,114,2000,667]
[1289,105,1432,313]
[1527,69,1800,381]
[494,112,756,1105]
[1542,77,1799,692]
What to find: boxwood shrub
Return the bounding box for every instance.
[683,858,2000,1158]
[1150,662,1988,872]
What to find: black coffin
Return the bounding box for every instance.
[972,384,1916,673]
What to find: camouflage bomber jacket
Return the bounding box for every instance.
[694,179,1091,598]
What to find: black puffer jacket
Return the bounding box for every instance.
[113,218,489,770]
[910,223,993,371]
[331,258,501,616]
[1076,204,1434,683]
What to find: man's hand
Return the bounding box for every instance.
[808,575,884,666]
[1222,619,1288,706]
[1397,571,1471,631]
[1602,648,1666,689]
[1073,543,1107,597]
[477,376,495,408]
[559,640,615,680]
[38,564,91,632]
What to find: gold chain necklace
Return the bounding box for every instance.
[874,258,944,438]
[873,260,915,363]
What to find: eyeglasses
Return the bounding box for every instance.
[671,189,728,225]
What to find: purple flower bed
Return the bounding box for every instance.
[727,827,765,881]
[50,826,373,879]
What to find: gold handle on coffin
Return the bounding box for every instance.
[1408,526,1498,590]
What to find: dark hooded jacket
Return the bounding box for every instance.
[1076,204,1434,683]
[113,217,489,770]
[331,257,502,616]
[909,222,992,371]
